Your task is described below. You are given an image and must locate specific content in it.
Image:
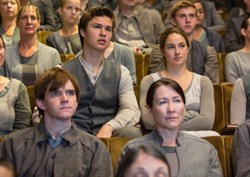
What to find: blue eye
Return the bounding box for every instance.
[50,90,61,97]
[66,90,76,96]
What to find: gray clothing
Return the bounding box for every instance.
[0,25,20,46]
[230,78,246,124]
[149,41,219,83]
[5,42,61,85]
[201,0,226,32]
[232,120,250,177]
[225,50,250,83]
[63,53,140,135]
[231,75,250,124]
[163,0,226,32]
[46,31,82,55]
[30,0,56,31]
[202,26,225,53]
[140,72,215,131]
[122,131,223,177]
[113,5,165,51]
[224,13,247,52]
[0,121,113,177]
[0,78,30,135]
[106,42,136,84]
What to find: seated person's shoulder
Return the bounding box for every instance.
[3,127,35,143]
[77,130,108,150]
[180,132,216,149]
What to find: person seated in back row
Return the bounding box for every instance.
[4,3,61,86]
[230,74,250,125]
[113,0,165,54]
[225,16,250,83]
[46,0,82,55]
[20,0,56,31]
[63,6,141,138]
[0,34,31,136]
[0,67,113,177]
[149,0,219,84]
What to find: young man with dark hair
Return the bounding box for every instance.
[63,6,141,138]
[0,67,113,177]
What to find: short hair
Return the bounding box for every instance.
[0,34,5,49]
[146,78,186,108]
[78,6,115,45]
[170,0,196,19]
[159,27,190,50]
[116,145,170,177]
[16,2,40,22]
[34,67,80,116]
[0,158,15,177]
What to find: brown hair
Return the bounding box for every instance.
[146,78,186,108]
[34,67,80,116]
[170,0,196,19]
[159,27,190,50]
[16,2,40,21]
[78,6,115,45]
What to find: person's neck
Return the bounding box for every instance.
[193,25,204,41]
[157,127,179,147]
[44,118,71,138]
[1,18,16,33]
[82,46,105,67]
[187,32,194,43]
[164,65,189,79]
[120,6,136,18]
[241,42,250,53]
[19,36,37,49]
[60,24,78,37]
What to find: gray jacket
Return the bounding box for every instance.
[122,131,223,177]
[0,121,113,177]
[113,5,165,48]
[232,120,250,177]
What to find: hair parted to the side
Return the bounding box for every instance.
[159,27,190,50]
[78,6,115,46]
[34,67,80,116]
[146,78,186,108]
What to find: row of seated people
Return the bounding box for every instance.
[1,4,249,139]
[1,66,249,177]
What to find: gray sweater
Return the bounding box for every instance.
[122,131,223,177]
[0,78,31,135]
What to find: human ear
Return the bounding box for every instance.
[80,29,85,38]
[241,28,246,37]
[36,99,46,110]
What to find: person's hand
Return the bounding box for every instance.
[132,47,143,54]
[96,124,113,138]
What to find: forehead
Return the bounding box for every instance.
[165,33,186,44]
[20,6,37,16]
[176,6,196,14]
[88,16,112,26]
[63,0,80,6]
[154,85,181,99]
